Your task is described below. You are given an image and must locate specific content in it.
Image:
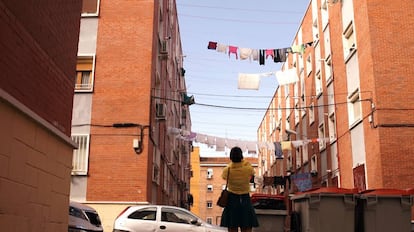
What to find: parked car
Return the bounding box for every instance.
[113,205,227,232]
[69,201,103,232]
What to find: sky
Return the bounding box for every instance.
[176,1,310,142]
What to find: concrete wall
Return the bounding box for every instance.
[0,96,75,231]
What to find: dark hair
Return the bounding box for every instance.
[230,146,243,163]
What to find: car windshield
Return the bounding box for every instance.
[84,211,102,226]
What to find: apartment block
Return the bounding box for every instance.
[190,146,258,226]
[70,0,192,230]
[0,0,81,231]
[258,0,414,195]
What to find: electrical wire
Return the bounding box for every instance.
[152,95,373,111]
[178,3,304,14]
[178,14,299,25]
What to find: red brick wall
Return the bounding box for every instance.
[87,0,155,201]
[358,0,414,189]
[327,1,353,188]
[0,0,81,136]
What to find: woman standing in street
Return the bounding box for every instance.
[220,146,259,232]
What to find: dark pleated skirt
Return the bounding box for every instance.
[220,192,259,228]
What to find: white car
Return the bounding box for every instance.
[113,205,227,232]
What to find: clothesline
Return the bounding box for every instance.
[168,127,329,154]
[207,40,314,65]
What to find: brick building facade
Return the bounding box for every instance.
[0,0,81,231]
[258,0,413,196]
[70,0,192,230]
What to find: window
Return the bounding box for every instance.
[75,55,95,92]
[312,18,319,41]
[318,123,326,150]
[315,71,323,97]
[302,143,309,163]
[321,0,329,28]
[81,0,100,16]
[348,90,362,125]
[128,207,157,220]
[325,55,333,84]
[71,134,90,175]
[207,168,213,179]
[207,201,213,208]
[309,103,315,125]
[296,147,301,168]
[311,155,318,172]
[306,55,312,76]
[161,207,196,224]
[300,72,306,116]
[206,217,213,224]
[294,103,300,126]
[343,21,356,59]
[328,113,337,142]
[287,154,292,170]
[152,165,160,184]
[207,184,213,192]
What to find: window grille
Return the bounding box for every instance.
[71,134,90,175]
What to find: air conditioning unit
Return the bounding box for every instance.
[156,103,166,119]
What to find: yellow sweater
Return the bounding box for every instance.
[222,160,254,195]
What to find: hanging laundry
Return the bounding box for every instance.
[275,68,299,86]
[245,141,257,153]
[167,127,181,135]
[251,49,259,61]
[281,141,292,150]
[290,44,306,54]
[208,41,217,50]
[216,43,227,53]
[291,140,304,148]
[239,48,253,61]
[274,142,283,159]
[265,49,274,59]
[259,49,265,65]
[291,173,312,192]
[228,45,238,59]
[206,135,216,147]
[263,176,274,188]
[238,73,261,90]
[274,48,288,63]
[273,49,281,62]
[273,176,286,187]
[195,134,207,143]
[215,137,226,151]
[184,132,197,141]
